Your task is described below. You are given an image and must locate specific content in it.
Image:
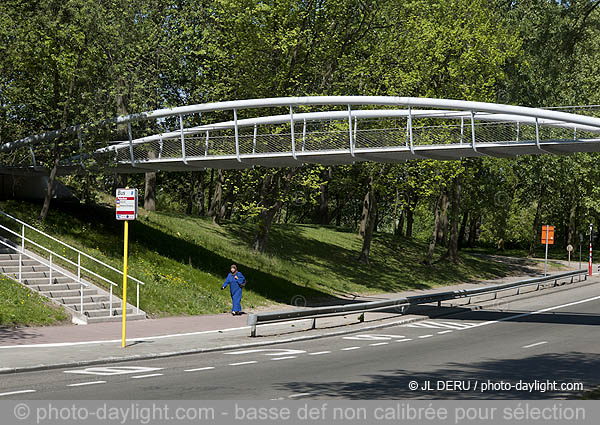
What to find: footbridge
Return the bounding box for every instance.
[2,97,600,174]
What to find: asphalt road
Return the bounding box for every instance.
[1,283,599,400]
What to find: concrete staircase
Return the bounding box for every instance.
[0,250,147,324]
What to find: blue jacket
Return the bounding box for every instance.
[222,272,245,291]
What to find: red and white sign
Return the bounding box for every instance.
[116,188,138,220]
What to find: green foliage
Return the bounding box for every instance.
[0,275,69,327]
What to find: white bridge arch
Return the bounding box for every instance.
[2,96,600,174]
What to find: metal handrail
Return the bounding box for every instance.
[0,223,115,288]
[0,210,145,315]
[247,269,588,337]
[0,210,145,286]
[0,238,90,313]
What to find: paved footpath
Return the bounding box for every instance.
[0,258,587,374]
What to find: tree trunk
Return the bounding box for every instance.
[444,175,462,263]
[38,150,60,222]
[529,199,543,257]
[144,172,157,211]
[252,169,296,252]
[197,171,206,216]
[358,175,377,264]
[458,209,469,250]
[208,169,224,224]
[567,198,577,247]
[437,191,449,247]
[143,151,157,211]
[468,215,479,248]
[425,192,444,265]
[406,207,414,238]
[396,209,405,237]
[312,166,331,225]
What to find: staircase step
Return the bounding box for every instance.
[67,301,122,312]
[21,276,73,285]
[0,257,39,265]
[40,288,98,298]
[55,295,110,304]
[83,308,135,318]
[86,312,146,324]
[34,283,86,292]
[1,265,50,273]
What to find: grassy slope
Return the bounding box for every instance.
[0,199,516,318]
[0,275,69,327]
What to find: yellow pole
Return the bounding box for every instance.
[121,220,129,348]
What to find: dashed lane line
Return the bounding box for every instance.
[369,342,389,346]
[523,341,548,349]
[396,338,412,342]
[131,373,164,379]
[229,361,258,366]
[67,381,106,387]
[0,390,36,397]
[184,367,215,372]
[289,393,313,398]
[308,351,331,356]
[418,335,433,339]
[438,330,453,334]
[340,346,361,351]
[271,356,297,361]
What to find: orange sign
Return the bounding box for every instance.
[541,225,555,245]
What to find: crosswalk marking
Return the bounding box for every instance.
[405,320,476,330]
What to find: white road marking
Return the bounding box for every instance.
[227,349,305,356]
[523,341,548,349]
[422,321,468,329]
[439,321,474,329]
[229,361,258,366]
[131,373,163,379]
[289,393,312,398]
[418,334,433,339]
[438,330,453,334]
[369,342,389,346]
[396,338,412,342]
[64,366,162,376]
[343,334,406,341]
[406,322,441,329]
[184,367,215,372]
[0,390,36,397]
[308,351,331,355]
[469,295,600,329]
[271,356,297,361]
[67,381,106,387]
[340,346,361,351]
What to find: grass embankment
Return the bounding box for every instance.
[0,199,517,318]
[0,275,69,327]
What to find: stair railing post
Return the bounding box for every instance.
[49,254,52,285]
[19,224,24,282]
[78,253,83,314]
[136,283,140,314]
[110,285,113,317]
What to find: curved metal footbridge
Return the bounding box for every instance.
[2,97,600,174]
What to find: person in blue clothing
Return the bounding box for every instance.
[221,264,245,315]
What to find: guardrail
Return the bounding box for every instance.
[247,269,588,337]
[0,210,146,315]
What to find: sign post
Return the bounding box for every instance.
[116,188,138,348]
[541,225,554,276]
[566,244,573,267]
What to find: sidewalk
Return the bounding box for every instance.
[0,259,587,374]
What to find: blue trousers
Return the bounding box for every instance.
[230,284,242,312]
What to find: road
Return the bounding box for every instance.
[1,282,599,400]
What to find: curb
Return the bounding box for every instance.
[0,277,594,375]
